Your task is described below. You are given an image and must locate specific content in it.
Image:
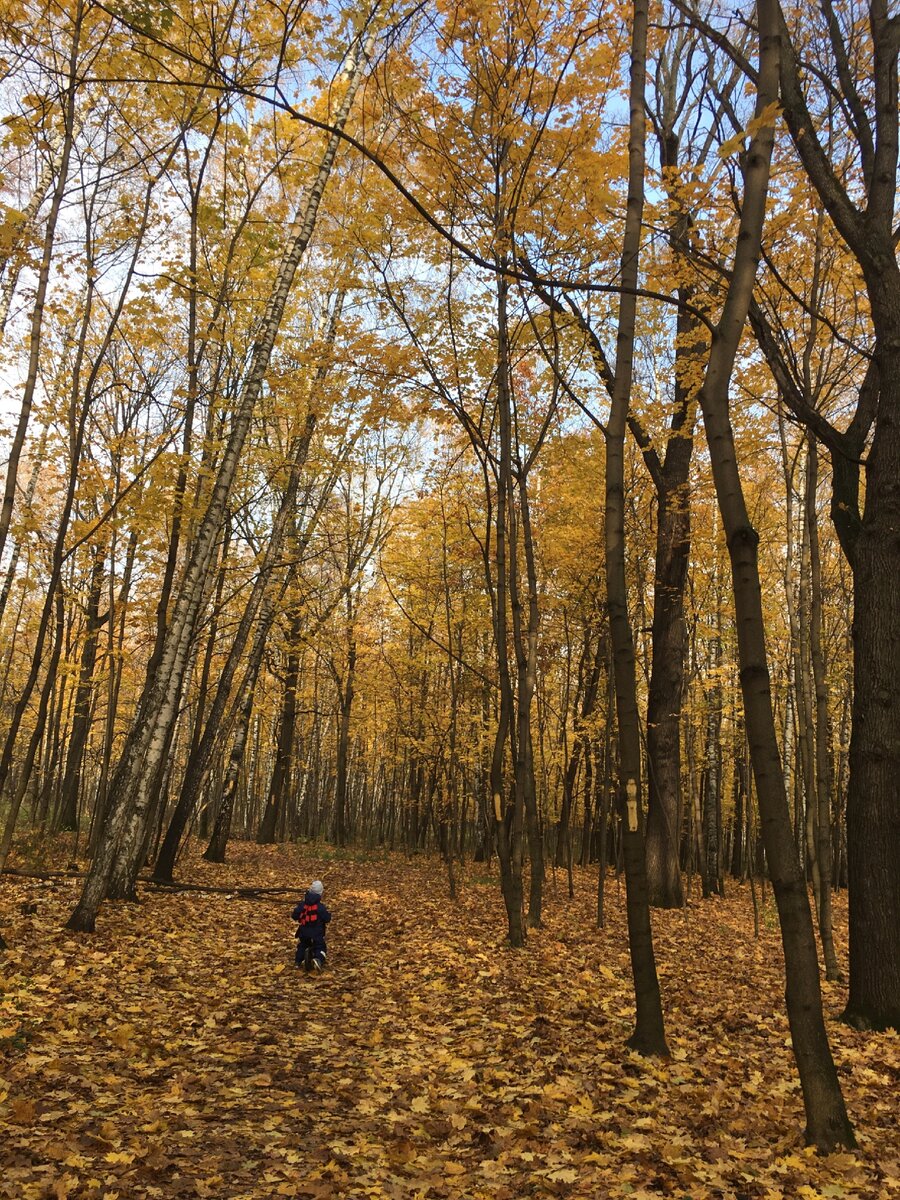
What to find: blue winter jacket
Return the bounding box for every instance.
[292,891,332,941]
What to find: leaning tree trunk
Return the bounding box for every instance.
[153,420,314,880]
[204,592,280,862]
[65,34,372,932]
[694,0,853,1150]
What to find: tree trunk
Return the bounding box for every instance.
[258,607,302,844]
[844,334,900,1027]
[334,633,357,848]
[769,0,900,1035]
[805,438,841,981]
[694,0,853,1149]
[65,34,371,932]
[56,544,106,832]
[203,594,279,862]
[491,260,526,948]
[0,0,83,564]
[603,0,668,1058]
[154,419,314,880]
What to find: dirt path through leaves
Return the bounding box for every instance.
[1,844,899,1199]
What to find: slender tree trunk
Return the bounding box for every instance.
[91,530,137,851]
[258,608,302,844]
[486,265,526,946]
[0,1,82,563]
[516,468,544,927]
[702,608,724,898]
[66,35,371,931]
[0,589,65,865]
[730,717,747,878]
[203,593,279,862]
[603,0,668,1057]
[805,438,841,980]
[694,0,853,1149]
[56,544,106,831]
[334,630,357,847]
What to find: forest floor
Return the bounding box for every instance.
[1,841,898,1200]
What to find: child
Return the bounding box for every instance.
[291,879,331,971]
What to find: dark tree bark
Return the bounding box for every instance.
[603,0,668,1058]
[742,0,900,1033]
[203,594,279,863]
[805,438,841,981]
[491,263,526,949]
[691,0,854,1149]
[56,544,107,832]
[257,607,302,845]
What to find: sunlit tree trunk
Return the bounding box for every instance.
[66,35,371,931]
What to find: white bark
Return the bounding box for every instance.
[67,30,374,931]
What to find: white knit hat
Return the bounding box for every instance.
[309,880,324,896]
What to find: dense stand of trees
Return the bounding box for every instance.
[1,0,898,1151]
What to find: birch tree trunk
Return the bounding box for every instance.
[0,0,83,564]
[153,418,315,880]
